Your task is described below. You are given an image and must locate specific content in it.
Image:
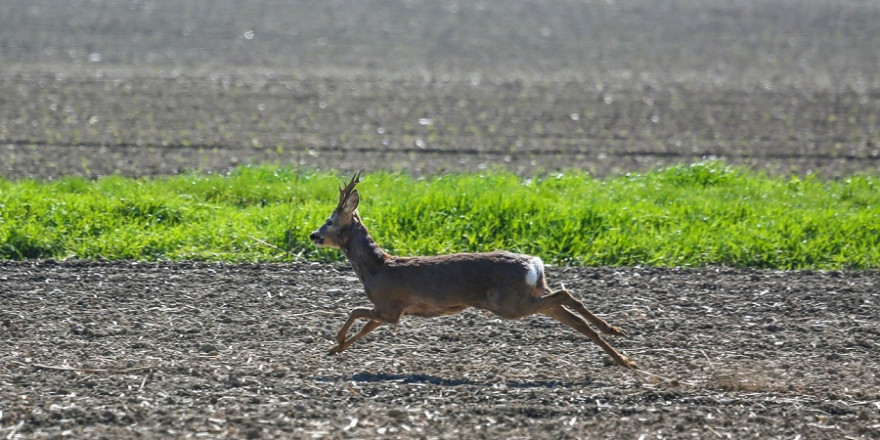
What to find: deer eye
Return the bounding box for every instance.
[325,219,333,226]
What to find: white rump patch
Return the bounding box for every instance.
[524,257,544,287]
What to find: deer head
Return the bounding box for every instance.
[309,170,362,248]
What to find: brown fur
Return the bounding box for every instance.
[309,172,637,368]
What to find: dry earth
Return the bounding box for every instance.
[1,261,878,438]
[2,0,880,179]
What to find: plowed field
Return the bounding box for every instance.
[2,261,878,438]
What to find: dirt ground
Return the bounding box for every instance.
[2,1,880,438]
[3,1,880,180]
[3,67,879,180]
[1,261,878,439]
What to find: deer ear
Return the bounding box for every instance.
[342,189,360,214]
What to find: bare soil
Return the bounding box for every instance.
[2,1,880,179]
[3,70,879,180]
[1,261,878,438]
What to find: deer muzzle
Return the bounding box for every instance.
[309,231,324,246]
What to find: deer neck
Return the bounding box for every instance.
[341,218,388,280]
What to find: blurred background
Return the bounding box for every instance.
[2,0,879,178]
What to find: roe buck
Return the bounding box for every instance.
[309,171,637,369]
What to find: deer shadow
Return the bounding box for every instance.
[311,371,607,389]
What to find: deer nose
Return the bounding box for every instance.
[309,232,319,241]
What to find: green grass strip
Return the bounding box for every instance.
[0,162,877,269]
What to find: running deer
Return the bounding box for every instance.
[309,171,637,369]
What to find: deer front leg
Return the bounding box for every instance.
[331,320,382,354]
[330,307,381,354]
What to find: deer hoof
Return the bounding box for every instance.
[607,326,629,337]
[618,356,639,370]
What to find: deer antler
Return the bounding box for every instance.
[336,170,362,210]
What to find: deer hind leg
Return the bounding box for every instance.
[533,288,628,336]
[541,306,638,369]
[488,286,626,335]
